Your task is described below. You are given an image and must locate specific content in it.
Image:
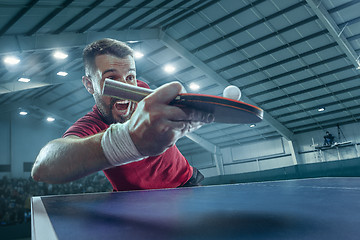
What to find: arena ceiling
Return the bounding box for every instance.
[0,0,359,156]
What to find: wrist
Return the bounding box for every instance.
[101,121,146,166]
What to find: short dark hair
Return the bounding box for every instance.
[83,38,133,77]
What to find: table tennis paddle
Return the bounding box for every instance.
[102,79,263,124]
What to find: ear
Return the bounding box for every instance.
[82,76,94,94]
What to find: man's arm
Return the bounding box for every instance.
[31,133,111,184]
[32,82,212,184]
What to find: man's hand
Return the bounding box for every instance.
[128,82,213,156]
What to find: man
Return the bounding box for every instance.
[323,131,335,146]
[31,38,213,191]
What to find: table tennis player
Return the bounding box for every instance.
[31,38,213,191]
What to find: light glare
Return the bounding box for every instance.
[47,117,55,122]
[4,56,20,65]
[53,51,68,59]
[189,83,200,90]
[18,77,30,83]
[19,111,28,116]
[164,64,175,73]
[57,71,68,76]
[134,51,144,59]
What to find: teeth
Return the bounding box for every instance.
[116,100,129,104]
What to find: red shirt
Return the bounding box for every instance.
[63,81,193,191]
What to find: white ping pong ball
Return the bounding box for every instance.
[223,85,241,100]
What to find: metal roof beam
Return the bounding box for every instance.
[177,0,266,42]
[0,70,83,95]
[118,0,171,30]
[306,0,360,68]
[231,53,346,88]
[53,0,105,34]
[99,0,153,32]
[0,99,33,114]
[77,0,130,33]
[0,29,160,55]
[160,1,218,29]
[185,132,224,175]
[159,30,294,141]
[185,133,217,154]
[135,0,189,29]
[250,65,354,100]
[293,117,360,134]
[26,0,74,36]
[190,2,307,53]
[278,94,360,119]
[0,0,39,36]
[32,99,75,125]
[292,113,360,133]
[0,97,74,127]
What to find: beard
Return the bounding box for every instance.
[93,93,135,124]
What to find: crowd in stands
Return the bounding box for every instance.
[0,174,112,226]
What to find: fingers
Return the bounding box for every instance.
[180,107,214,123]
[164,106,214,125]
[128,81,214,156]
[145,81,213,122]
[142,81,214,123]
[179,83,187,94]
[145,81,183,105]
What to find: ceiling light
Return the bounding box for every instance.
[127,41,139,44]
[47,117,55,122]
[19,111,28,116]
[250,124,256,128]
[134,51,144,59]
[164,64,175,73]
[318,107,325,112]
[189,82,200,90]
[18,77,30,83]
[53,51,68,59]
[4,56,20,65]
[57,71,68,76]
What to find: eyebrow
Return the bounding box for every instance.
[102,68,136,75]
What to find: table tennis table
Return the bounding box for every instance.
[31,177,360,239]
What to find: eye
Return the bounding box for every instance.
[126,75,135,82]
[106,74,122,81]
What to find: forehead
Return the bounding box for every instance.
[94,54,135,73]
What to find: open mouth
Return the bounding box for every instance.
[113,100,130,112]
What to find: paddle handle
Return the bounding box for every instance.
[102,78,153,102]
